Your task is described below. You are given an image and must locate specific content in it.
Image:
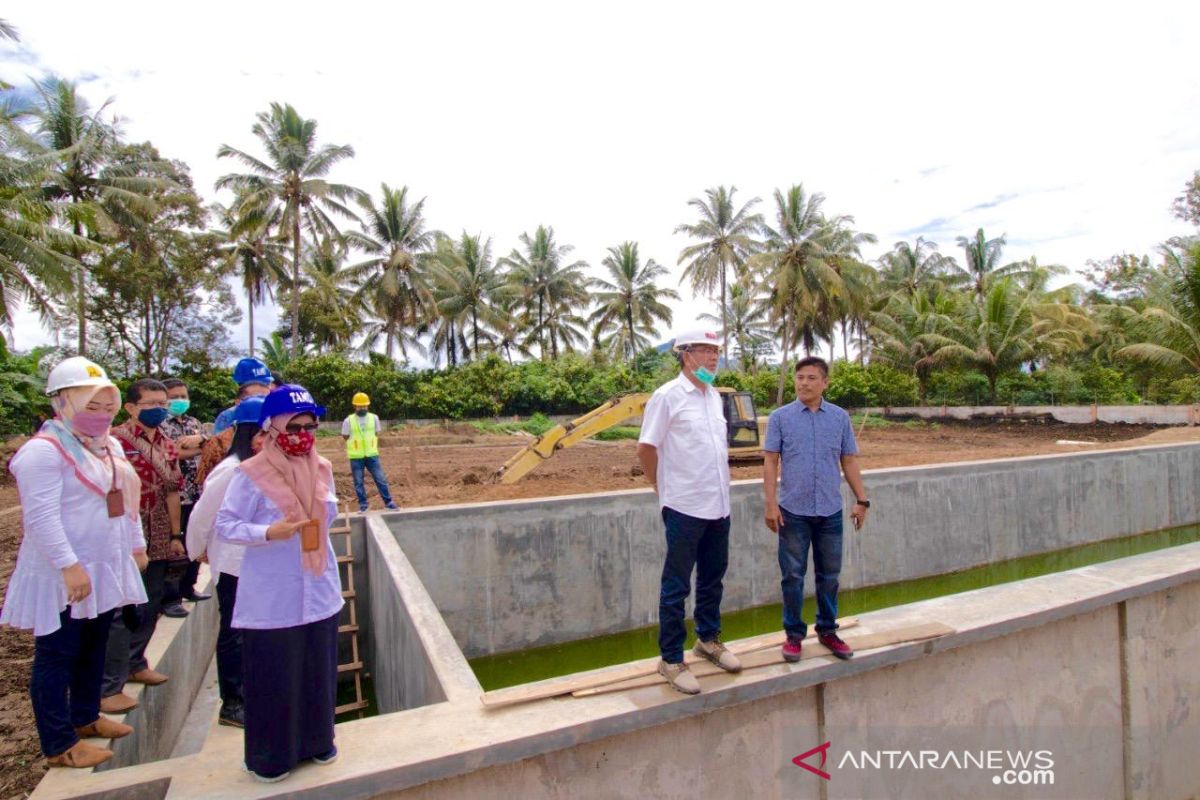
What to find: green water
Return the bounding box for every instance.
[469,523,1200,691]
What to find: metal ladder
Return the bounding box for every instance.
[329,505,368,718]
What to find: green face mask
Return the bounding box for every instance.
[693,367,716,385]
[167,399,190,417]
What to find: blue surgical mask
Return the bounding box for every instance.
[694,367,716,385]
[137,407,170,429]
[168,399,190,417]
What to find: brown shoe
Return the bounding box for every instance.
[128,668,168,686]
[47,740,113,768]
[75,717,133,739]
[99,693,138,714]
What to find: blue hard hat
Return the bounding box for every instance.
[232,396,266,427]
[232,357,273,386]
[259,384,325,425]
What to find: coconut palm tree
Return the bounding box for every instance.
[924,279,1088,399]
[344,183,435,361]
[675,185,763,357]
[1116,239,1200,373]
[698,279,773,372]
[819,217,877,362]
[216,102,363,358]
[429,232,507,359]
[0,115,82,338]
[280,237,364,352]
[877,237,958,298]
[589,241,678,362]
[869,286,960,403]
[500,225,590,359]
[212,197,287,356]
[31,78,165,354]
[952,228,1031,301]
[750,184,846,403]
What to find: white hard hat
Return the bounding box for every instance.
[672,328,721,351]
[45,356,116,396]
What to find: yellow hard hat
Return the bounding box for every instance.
[352,392,370,406]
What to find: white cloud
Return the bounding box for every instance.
[4,0,1199,358]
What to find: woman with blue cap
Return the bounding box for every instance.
[185,395,267,729]
[214,385,343,783]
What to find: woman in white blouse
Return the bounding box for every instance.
[1,357,149,768]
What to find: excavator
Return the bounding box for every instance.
[491,388,766,484]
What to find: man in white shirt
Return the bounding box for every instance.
[637,329,742,694]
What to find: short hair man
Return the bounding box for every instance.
[101,378,182,713]
[763,356,870,663]
[159,378,212,617]
[637,329,742,695]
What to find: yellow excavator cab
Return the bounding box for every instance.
[491,387,766,483]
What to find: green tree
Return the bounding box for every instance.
[32,78,165,354]
[952,228,1029,301]
[869,286,959,403]
[212,195,286,356]
[699,279,773,372]
[877,237,957,298]
[429,232,507,359]
[1115,239,1200,374]
[286,237,364,352]
[589,241,678,362]
[345,183,435,361]
[751,184,846,403]
[216,102,363,359]
[500,225,590,359]
[675,185,763,358]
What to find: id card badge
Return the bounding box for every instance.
[300,519,320,552]
[106,489,125,518]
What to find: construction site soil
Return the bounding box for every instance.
[1,417,1198,797]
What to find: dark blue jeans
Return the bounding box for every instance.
[658,506,730,663]
[350,456,394,510]
[216,572,243,708]
[31,608,116,757]
[779,508,844,639]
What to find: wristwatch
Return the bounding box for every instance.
[855,499,871,508]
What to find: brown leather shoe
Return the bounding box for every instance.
[128,668,168,686]
[47,740,113,768]
[99,693,138,714]
[75,717,133,739]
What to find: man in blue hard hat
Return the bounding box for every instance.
[212,358,274,436]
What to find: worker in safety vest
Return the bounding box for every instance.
[341,392,398,512]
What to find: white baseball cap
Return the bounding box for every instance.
[45,356,117,395]
[672,329,721,351]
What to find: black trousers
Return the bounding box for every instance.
[215,572,243,707]
[102,559,167,697]
[162,504,199,603]
[31,608,115,756]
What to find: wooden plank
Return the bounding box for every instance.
[341,589,356,599]
[337,661,364,674]
[335,700,369,715]
[479,617,860,709]
[336,555,354,564]
[572,622,955,698]
[338,624,359,635]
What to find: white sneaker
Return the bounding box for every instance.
[658,660,701,694]
[693,638,742,673]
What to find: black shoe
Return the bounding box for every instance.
[160,602,189,618]
[183,591,211,602]
[218,703,245,728]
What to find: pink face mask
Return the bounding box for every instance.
[70,411,115,437]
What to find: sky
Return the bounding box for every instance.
[3,1,1198,361]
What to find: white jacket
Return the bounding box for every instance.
[187,456,245,577]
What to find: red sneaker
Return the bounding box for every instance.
[818,631,853,660]
[781,635,803,663]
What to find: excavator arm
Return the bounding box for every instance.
[491,394,650,484]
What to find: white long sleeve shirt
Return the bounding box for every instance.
[1,438,148,635]
[186,456,245,578]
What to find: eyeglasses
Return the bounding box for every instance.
[285,422,320,433]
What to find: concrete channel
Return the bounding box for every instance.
[30,442,1200,799]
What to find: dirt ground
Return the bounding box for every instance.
[0,417,1198,796]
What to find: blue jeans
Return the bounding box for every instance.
[350,456,394,510]
[31,608,116,757]
[658,506,730,663]
[779,508,844,639]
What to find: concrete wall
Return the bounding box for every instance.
[365,516,481,712]
[861,404,1200,425]
[384,443,1200,658]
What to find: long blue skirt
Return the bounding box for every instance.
[241,612,339,775]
